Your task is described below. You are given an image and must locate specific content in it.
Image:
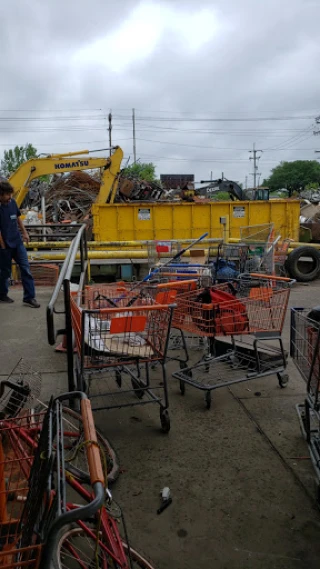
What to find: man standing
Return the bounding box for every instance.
[0,179,40,307]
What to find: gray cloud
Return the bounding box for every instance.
[1,0,320,185]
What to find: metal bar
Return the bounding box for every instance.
[27,238,222,249]
[64,279,75,396]
[47,223,87,345]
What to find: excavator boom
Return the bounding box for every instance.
[199,179,244,201]
[8,146,124,207]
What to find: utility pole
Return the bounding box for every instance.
[245,176,248,190]
[249,143,262,189]
[108,112,112,156]
[132,108,137,163]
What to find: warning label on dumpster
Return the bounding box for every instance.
[138,208,151,220]
[233,206,245,218]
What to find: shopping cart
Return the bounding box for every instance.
[71,287,176,432]
[240,223,280,274]
[211,243,249,282]
[0,392,105,569]
[290,307,320,500]
[0,362,120,485]
[0,391,155,568]
[148,264,213,287]
[172,274,293,409]
[147,240,182,268]
[0,359,41,419]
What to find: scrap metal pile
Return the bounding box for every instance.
[24,170,167,225]
[116,174,165,202]
[27,171,101,223]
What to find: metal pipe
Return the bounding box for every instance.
[27,238,223,249]
[47,224,87,344]
[31,248,219,261]
[41,195,46,243]
[228,237,320,250]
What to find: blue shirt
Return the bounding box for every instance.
[0,199,22,248]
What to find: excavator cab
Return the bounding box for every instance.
[244,188,270,201]
[254,188,270,200]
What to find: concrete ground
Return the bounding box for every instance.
[1,282,320,568]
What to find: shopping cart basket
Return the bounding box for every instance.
[211,243,248,283]
[290,308,320,413]
[0,392,105,569]
[172,275,293,409]
[290,307,320,500]
[71,288,176,432]
[240,223,280,274]
[149,263,213,287]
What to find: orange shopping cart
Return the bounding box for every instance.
[172,274,294,409]
[70,286,177,432]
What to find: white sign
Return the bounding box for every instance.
[138,208,151,221]
[233,206,245,218]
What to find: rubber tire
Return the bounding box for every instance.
[285,246,320,282]
[179,380,186,395]
[160,409,171,433]
[277,372,289,388]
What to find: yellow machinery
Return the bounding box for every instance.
[8,146,300,243]
[9,147,124,207]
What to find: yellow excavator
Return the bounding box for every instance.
[8,146,124,208]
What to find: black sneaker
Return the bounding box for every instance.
[23,298,40,308]
[0,295,14,303]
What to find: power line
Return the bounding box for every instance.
[0,108,103,112]
[114,115,316,122]
[0,116,105,121]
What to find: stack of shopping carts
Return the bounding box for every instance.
[0,361,156,569]
[69,271,294,416]
[290,307,320,500]
[70,279,199,432]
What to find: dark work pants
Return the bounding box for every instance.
[0,242,35,300]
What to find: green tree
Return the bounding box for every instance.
[122,162,157,182]
[263,160,320,195]
[0,143,38,177]
[305,182,320,191]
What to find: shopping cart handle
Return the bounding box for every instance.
[249,273,293,282]
[81,398,105,486]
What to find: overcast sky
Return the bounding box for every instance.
[1,0,320,186]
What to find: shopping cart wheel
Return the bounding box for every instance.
[160,409,171,433]
[131,378,144,399]
[179,380,186,395]
[277,372,289,388]
[205,390,211,409]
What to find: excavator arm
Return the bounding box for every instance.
[9,146,124,207]
[199,179,244,201]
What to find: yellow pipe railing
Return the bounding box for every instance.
[26,238,222,250]
[27,248,220,261]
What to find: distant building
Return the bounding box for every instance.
[160,174,194,190]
